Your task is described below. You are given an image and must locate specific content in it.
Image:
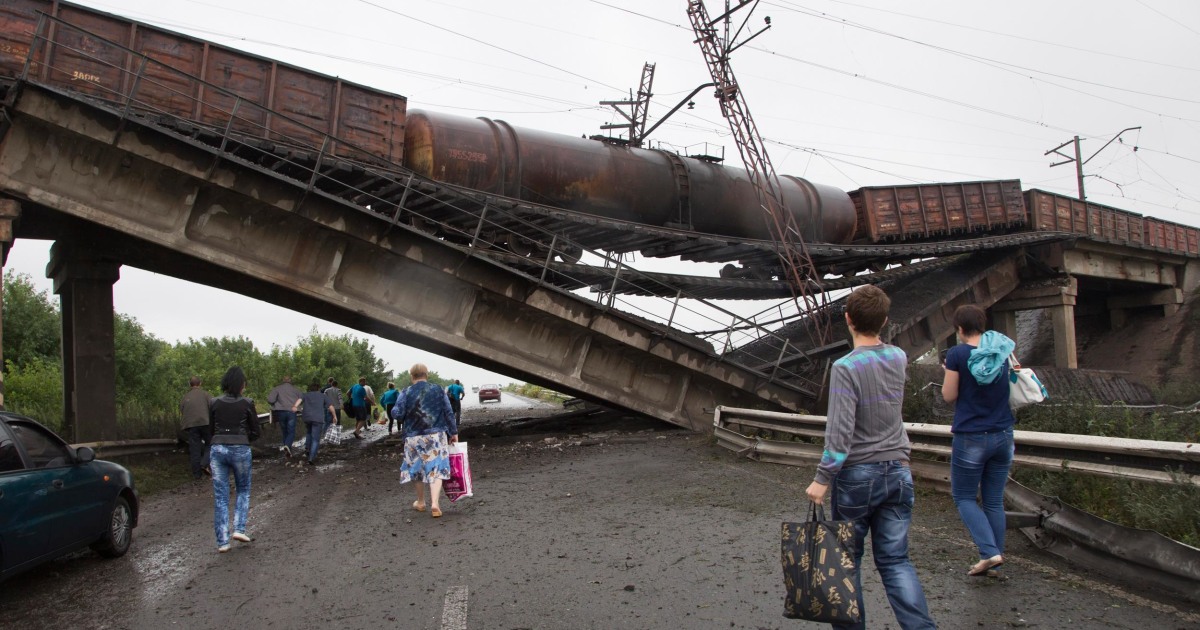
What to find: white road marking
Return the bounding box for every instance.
[440,585,469,630]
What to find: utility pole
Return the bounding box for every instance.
[686,0,830,348]
[600,63,656,146]
[1045,127,1140,201]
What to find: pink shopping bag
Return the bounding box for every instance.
[444,441,473,503]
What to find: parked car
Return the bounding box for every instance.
[0,412,139,581]
[478,384,501,403]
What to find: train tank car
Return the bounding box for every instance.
[403,110,857,248]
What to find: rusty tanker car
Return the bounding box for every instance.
[1,0,1196,262]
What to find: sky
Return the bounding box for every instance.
[5,0,1199,386]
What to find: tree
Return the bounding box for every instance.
[2,271,61,368]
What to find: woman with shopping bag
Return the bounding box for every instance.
[941,304,1018,577]
[390,363,459,519]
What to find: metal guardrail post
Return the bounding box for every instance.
[665,289,683,329]
[111,54,150,146]
[469,202,491,250]
[539,234,559,286]
[19,14,48,84]
[205,96,243,179]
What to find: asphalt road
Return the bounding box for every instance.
[2,407,1198,629]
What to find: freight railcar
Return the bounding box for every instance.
[1025,189,1199,257]
[849,180,1027,242]
[0,0,407,163]
[402,109,857,245]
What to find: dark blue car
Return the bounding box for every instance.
[0,412,138,581]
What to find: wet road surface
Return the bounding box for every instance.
[2,409,1198,629]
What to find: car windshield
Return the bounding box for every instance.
[481,384,497,390]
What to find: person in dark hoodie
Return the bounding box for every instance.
[209,366,261,553]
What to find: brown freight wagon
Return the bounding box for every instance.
[1023,189,1145,248]
[0,0,406,164]
[849,180,1025,242]
[1144,216,1200,257]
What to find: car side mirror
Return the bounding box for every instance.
[75,446,96,463]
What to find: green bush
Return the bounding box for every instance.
[1014,468,1200,547]
[507,382,569,404]
[3,357,64,431]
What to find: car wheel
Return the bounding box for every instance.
[91,496,133,558]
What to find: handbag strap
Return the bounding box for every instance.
[809,501,827,522]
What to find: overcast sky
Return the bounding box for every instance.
[6,0,1198,386]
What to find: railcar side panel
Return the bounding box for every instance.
[1026,189,1145,248]
[1,0,406,165]
[850,180,1023,242]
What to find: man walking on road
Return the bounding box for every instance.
[446,379,465,424]
[349,377,369,439]
[267,375,303,458]
[294,380,335,465]
[179,376,212,479]
[379,382,400,434]
[805,285,937,630]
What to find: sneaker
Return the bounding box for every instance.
[282,445,293,459]
[231,532,251,543]
[218,545,231,553]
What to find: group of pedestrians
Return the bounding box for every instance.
[806,286,1019,630]
[181,367,465,551]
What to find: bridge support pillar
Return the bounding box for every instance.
[1182,260,1200,294]
[993,278,1078,369]
[48,242,121,443]
[1050,303,1077,369]
[0,199,21,411]
[992,310,1017,350]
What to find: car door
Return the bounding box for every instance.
[5,421,103,552]
[0,421,54,575]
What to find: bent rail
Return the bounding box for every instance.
[713,406,1200,604]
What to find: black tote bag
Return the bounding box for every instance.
[781,502,861,623]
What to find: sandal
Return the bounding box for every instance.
[431,506,443,518]
[968,555,1004,576]
[412,500,427,512]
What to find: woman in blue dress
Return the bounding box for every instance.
[390,363,459,518]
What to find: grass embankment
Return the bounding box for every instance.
[905,378,1200,547]
[505,383,570,405]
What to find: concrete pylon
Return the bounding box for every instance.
[0,198,22,411]
[48,242,121,443]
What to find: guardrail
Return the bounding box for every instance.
[713,406,1199,486]
[713,406,1200,604]
[73,414,274,458]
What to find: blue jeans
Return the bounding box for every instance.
[304,421,325,462]
[951,429,1014,560]
[210,444,252,547]
[273,410,297,449]
[831,461,936,630]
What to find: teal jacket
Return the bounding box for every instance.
[966,331,1015,385]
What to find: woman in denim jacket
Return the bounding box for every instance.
[208,365,261,552]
